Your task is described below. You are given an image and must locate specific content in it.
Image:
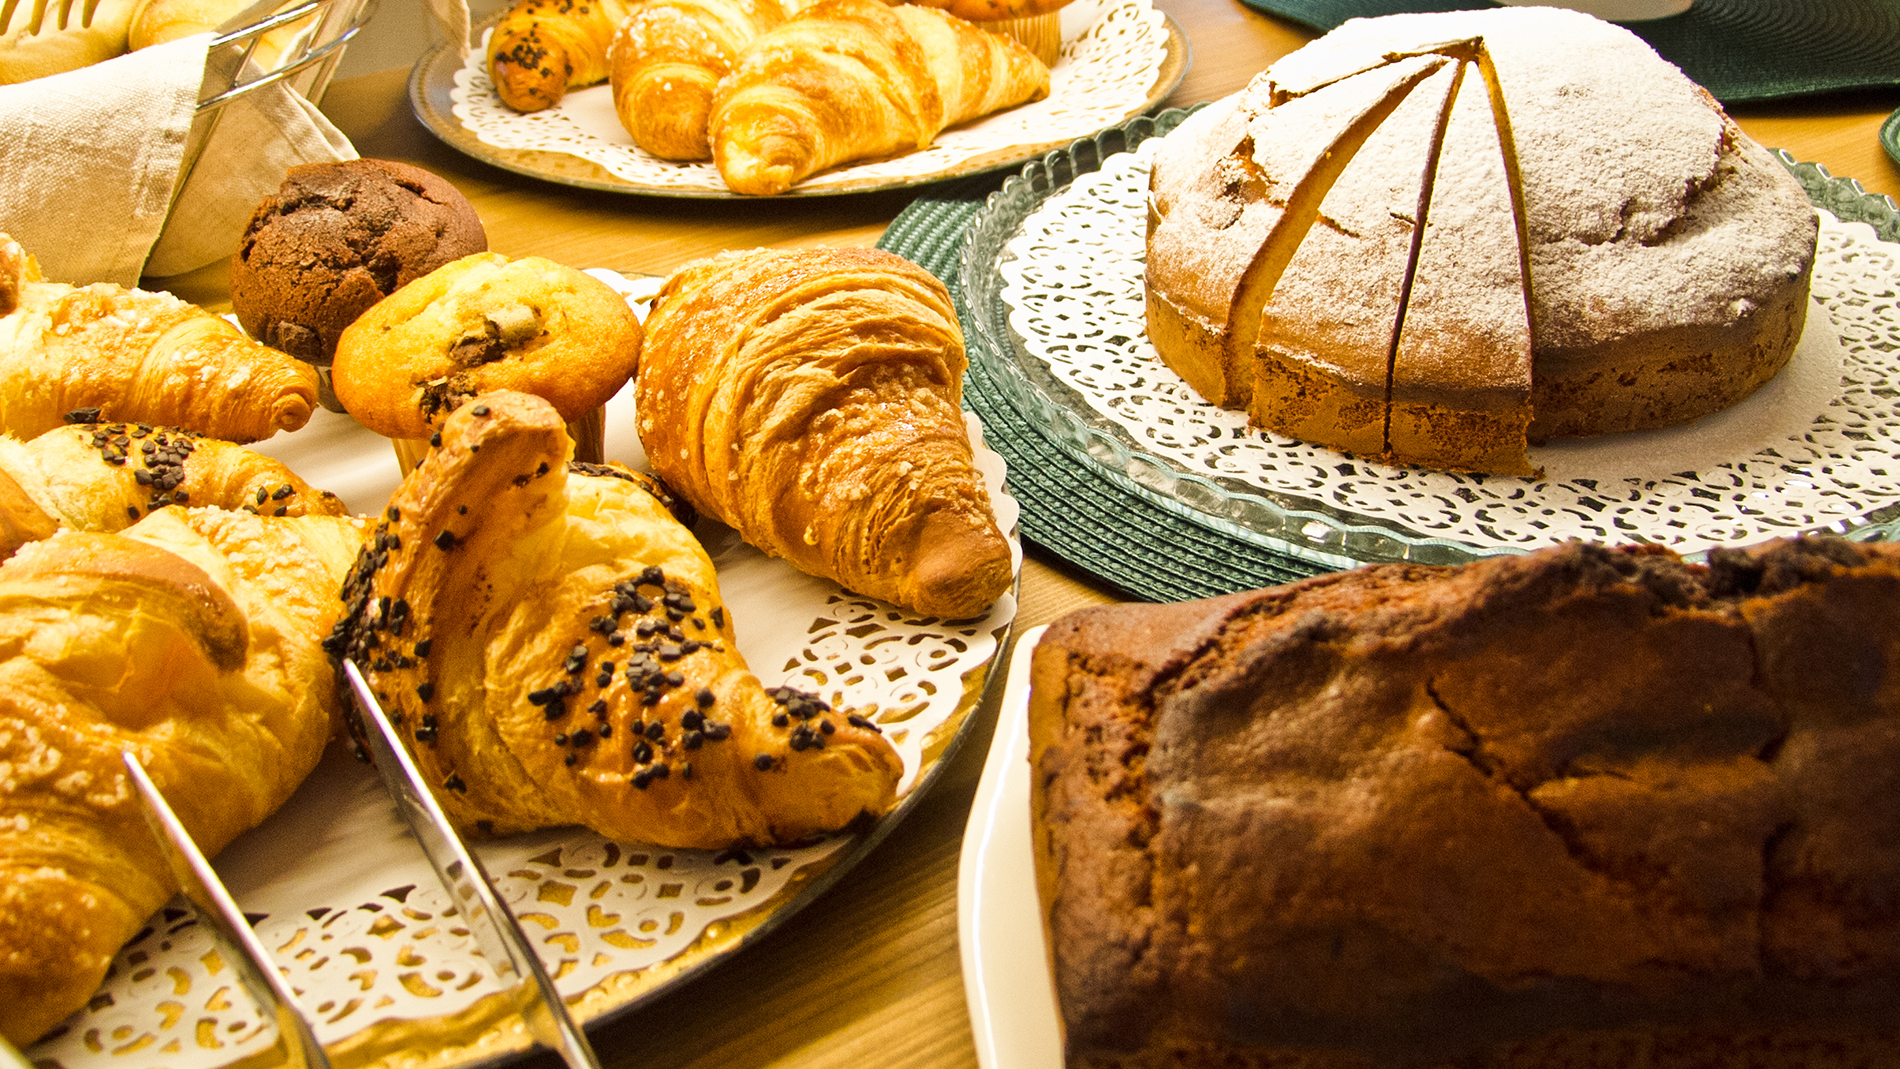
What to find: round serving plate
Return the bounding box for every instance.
[407,0,1187,199]
[957,113,1900,574]
[26,273,1022,1069]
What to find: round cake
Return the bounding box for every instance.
[1143,8,1819,476]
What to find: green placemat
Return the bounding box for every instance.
[1232,0,1900,104]
[877,180,1329,603]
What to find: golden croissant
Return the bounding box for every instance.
[488,0,635,112]
[0,421,346,559]
[0,235,319,444]
[635,246,1013,618]
[328,390,904,848]
[608,0,792,161]
[708,0,1049,195]
[0,506,367,1047]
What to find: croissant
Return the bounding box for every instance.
[607,0,792,161]
[0,235,319,443]
[708,0,1048,195]
[0,421,347,559]
[328,390,904,848]
[487,0,635,112]
[0,506,367,1046]
[635,246,1013,618]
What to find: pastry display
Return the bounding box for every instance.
[488,0,634,112]
[709,0,1049,195]
[329,250,642,469]
[1144,7,1818,475]
[0,421,345,558]
[0,234,320,444]
[1028,536,1900,1069]
[0,505,367,1047]
[230,159,488,372]
[607,0,792,161]
[635,246,1014,618]
[328,390,905,847]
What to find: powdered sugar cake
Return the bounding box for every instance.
[1144,7,1819,476]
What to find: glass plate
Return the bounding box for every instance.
[960,112,1900,571]
[407,0,1188,199]
[27,273,1022,1069]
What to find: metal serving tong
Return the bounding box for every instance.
[341,660,603,1069]
[122,753,333,1069]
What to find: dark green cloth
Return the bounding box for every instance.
[1235,0,1900,103]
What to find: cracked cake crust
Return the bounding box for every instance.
[1028,538,1900,1069]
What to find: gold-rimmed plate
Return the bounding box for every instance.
[407,0,1187,198]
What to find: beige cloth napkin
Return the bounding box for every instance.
[0,30,356,288]
[0,34,206,286]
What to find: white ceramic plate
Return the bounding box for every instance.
[957,624,1063,1069]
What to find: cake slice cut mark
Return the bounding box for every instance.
[1377,55,1462,461]
[1218,53,1451,412]
[1386,45,1537,476]
[1243,60,1460,461]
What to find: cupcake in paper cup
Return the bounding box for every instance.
[910,0,1069,67]
[331,252,642,471]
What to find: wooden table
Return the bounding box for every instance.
[151,4,1900,1065]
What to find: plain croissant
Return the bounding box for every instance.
[488,0,635,112]
[0,421,347,559]
[0,235,319,443]
[708,0,1049,194]
[635,246,1014,618]
[607,0,792,161]
[328,390,904,848]
[0,506,367,1046]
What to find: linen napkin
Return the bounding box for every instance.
[0,34,207,286]
[0,29,357,288]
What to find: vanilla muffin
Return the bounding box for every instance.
[331,252,643,470]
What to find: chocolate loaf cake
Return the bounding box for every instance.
[1027,538,1900,1068]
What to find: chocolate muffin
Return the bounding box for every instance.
[230,159,487,376]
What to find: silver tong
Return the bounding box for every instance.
[123,753,332,1069]
[341,660,603,1069]
[119,662,602,1069]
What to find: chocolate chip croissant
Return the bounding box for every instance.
[0,235,320,443]
[0,422,346,559]
[636,246,1014,619]
[0,507,367,1047]
[328,390,904,848]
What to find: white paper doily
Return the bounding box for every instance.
[440,0,1169,195]
[996,142,1900,558]
[29,274,1021,1069]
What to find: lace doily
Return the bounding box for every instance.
[444,0,1169,195]
[29,278,1021,1069]
[995,142,1900,560]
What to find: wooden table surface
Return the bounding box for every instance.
[151,4,1900,1066]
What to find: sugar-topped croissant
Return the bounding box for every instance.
[488,0,635,112]
[327,390,903,848]
[607,0,792,161]
[635,246,1013,619]
[0,235,319,443]
[0,507,367,1047]
[708,0,1048,194]
[0,421,346,559]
